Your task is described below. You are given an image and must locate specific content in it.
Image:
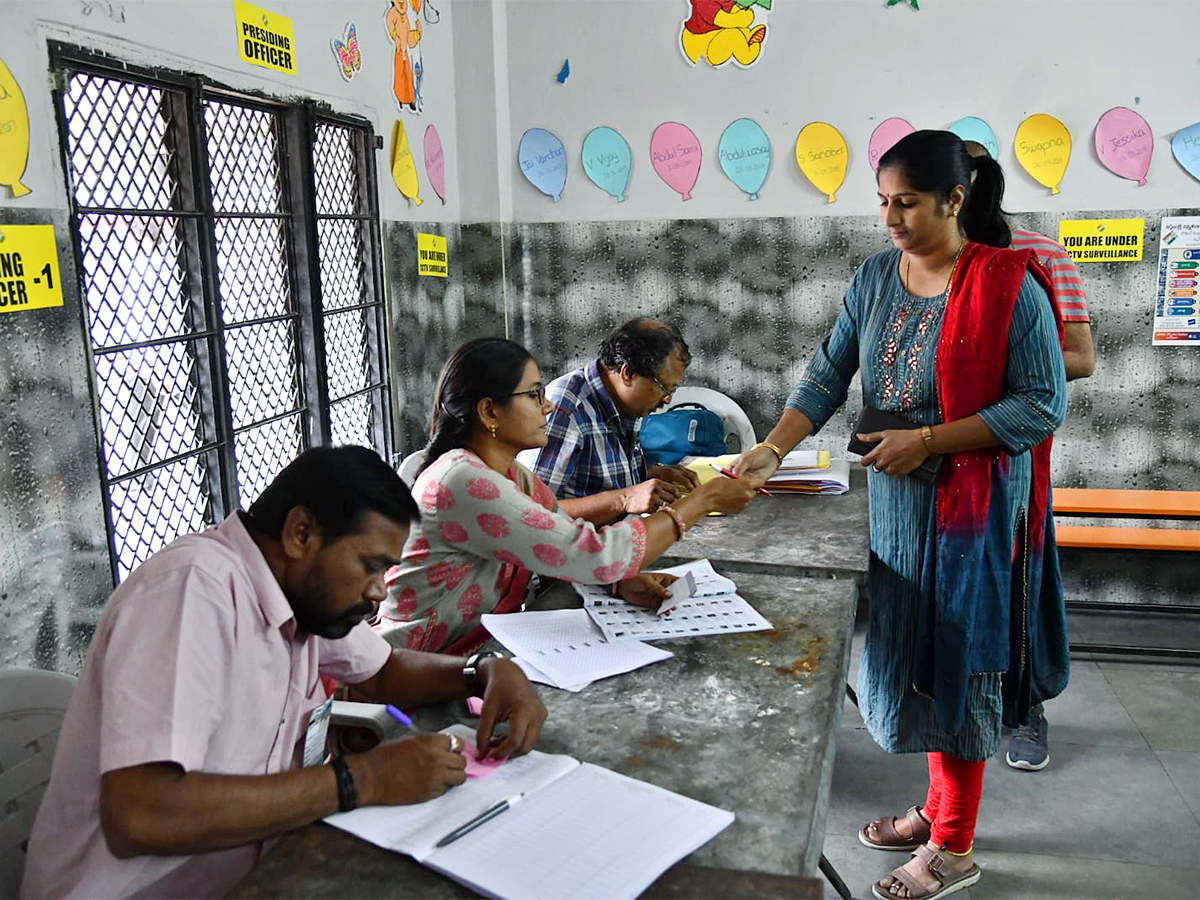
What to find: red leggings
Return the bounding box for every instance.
[922,752,986,853]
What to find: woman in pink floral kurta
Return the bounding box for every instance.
[377,338,756,654]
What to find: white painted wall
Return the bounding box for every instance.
[503,0,1200,222]
[0,0,460,222]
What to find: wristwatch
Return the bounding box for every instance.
[462,650,505,695]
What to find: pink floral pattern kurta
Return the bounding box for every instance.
[377,449,648,652]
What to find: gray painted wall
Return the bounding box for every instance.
[386,208,1200,612]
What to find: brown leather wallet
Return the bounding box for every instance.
[847,406,943,483]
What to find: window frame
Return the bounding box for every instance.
[48,42,392,585]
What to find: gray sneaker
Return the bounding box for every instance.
[1006,704,1050,771]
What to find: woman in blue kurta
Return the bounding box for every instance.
[734,131,1068,900]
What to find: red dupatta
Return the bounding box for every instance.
[913,241,1065,732]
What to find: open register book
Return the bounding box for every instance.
[324,725,734,900]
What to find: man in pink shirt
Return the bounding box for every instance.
[21,445,545,899]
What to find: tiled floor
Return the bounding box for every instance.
[820,631,1200,899]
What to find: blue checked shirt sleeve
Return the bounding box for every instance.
[532,401,582,497]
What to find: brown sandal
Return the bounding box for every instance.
[858,805,931,851]
[871,844,981,899]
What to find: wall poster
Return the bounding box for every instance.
[1153,216,1200,346]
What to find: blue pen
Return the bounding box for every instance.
[385,704,414,728]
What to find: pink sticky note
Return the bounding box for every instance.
[466,696,484,717]
[461,739,505,778]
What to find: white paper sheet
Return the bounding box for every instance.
[482,609,672,689]
[326,727,735,900]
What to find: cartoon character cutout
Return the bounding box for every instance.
[331,23,361,82]
[386,0,423,112]
[680,0,770,69]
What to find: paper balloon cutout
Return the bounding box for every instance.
[391,120,423,205]
[1171,122,1200,184]
[423,125,445,204]
[0,57,31,198]
[581,126,632,202]
[1095,107,1153,186]
[717,118,771,201]
[518,128,568,202]
[795,122,848,203]
[1014,114,1072,195]
[868,118,915,172]
[650,122,702,201]
[948,116,999,160]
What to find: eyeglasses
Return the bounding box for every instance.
[650,374,682,400]
[504,385,546,404]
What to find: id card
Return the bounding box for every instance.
[302,698,333,767]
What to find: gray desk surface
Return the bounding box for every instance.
[661,466,870,580]
[231,479,868,898]
[517,573,858,878]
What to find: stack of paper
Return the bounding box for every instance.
[481,609,672,692]
[326,724,735,900]
[575,559,773,643]
[767,456,850,495]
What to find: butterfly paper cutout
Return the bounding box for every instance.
[331,22,361,81]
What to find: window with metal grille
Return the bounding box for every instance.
[52,46,390,583]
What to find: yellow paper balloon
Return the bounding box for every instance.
[0,56,32,198]
[391,120,423,206]
[1013,113,1071,195]
[794,122,848,203]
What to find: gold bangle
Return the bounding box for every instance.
[659,504,687,539]
[921,425,934,450]
[756,441,785,464]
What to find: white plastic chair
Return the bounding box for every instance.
[0,668,76,896]
[396,449,428,487]
[658,386,757,455]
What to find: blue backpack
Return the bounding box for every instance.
[639,403,726,466]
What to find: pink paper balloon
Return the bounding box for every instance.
[868,118,916,172]
[423,125,446,204]
[1094,107,1153,186]
[650,122,703,201]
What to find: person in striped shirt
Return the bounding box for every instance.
[965,141,1093,775]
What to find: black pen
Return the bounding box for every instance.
[434,793,525,849]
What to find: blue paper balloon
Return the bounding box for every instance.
[948,116,1000,160]
[581,126,632,202]
[518,128,568,202]
[1171,122,1200,184]
[718,118,771,200]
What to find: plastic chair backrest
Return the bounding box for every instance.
[396,449,428,488]
[0,668,76,896]
[656,386,756,455]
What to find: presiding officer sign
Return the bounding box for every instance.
[0,224,65,313]
[233,1,297,76]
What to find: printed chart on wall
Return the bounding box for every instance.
[1153,216,1200,346]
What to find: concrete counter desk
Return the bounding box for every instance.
[662,466,870,581]
[230,470,869,898]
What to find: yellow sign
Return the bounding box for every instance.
[233,1,296,75]
[0,56,32,198]
[391,121,423,205]
[417,233,448,278]
[1014,113,1072,195]
[1057,218,1144,263]
[794,122,848,204]
[0,225,64,313]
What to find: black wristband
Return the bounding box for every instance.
[331,756,358,812]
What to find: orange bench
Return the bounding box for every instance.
[1053,488,1200,552]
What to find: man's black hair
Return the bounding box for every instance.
[597,317,691,378]
[246,445,419,540]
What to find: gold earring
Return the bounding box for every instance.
[951,209,959,217]
[489,423,497,439]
